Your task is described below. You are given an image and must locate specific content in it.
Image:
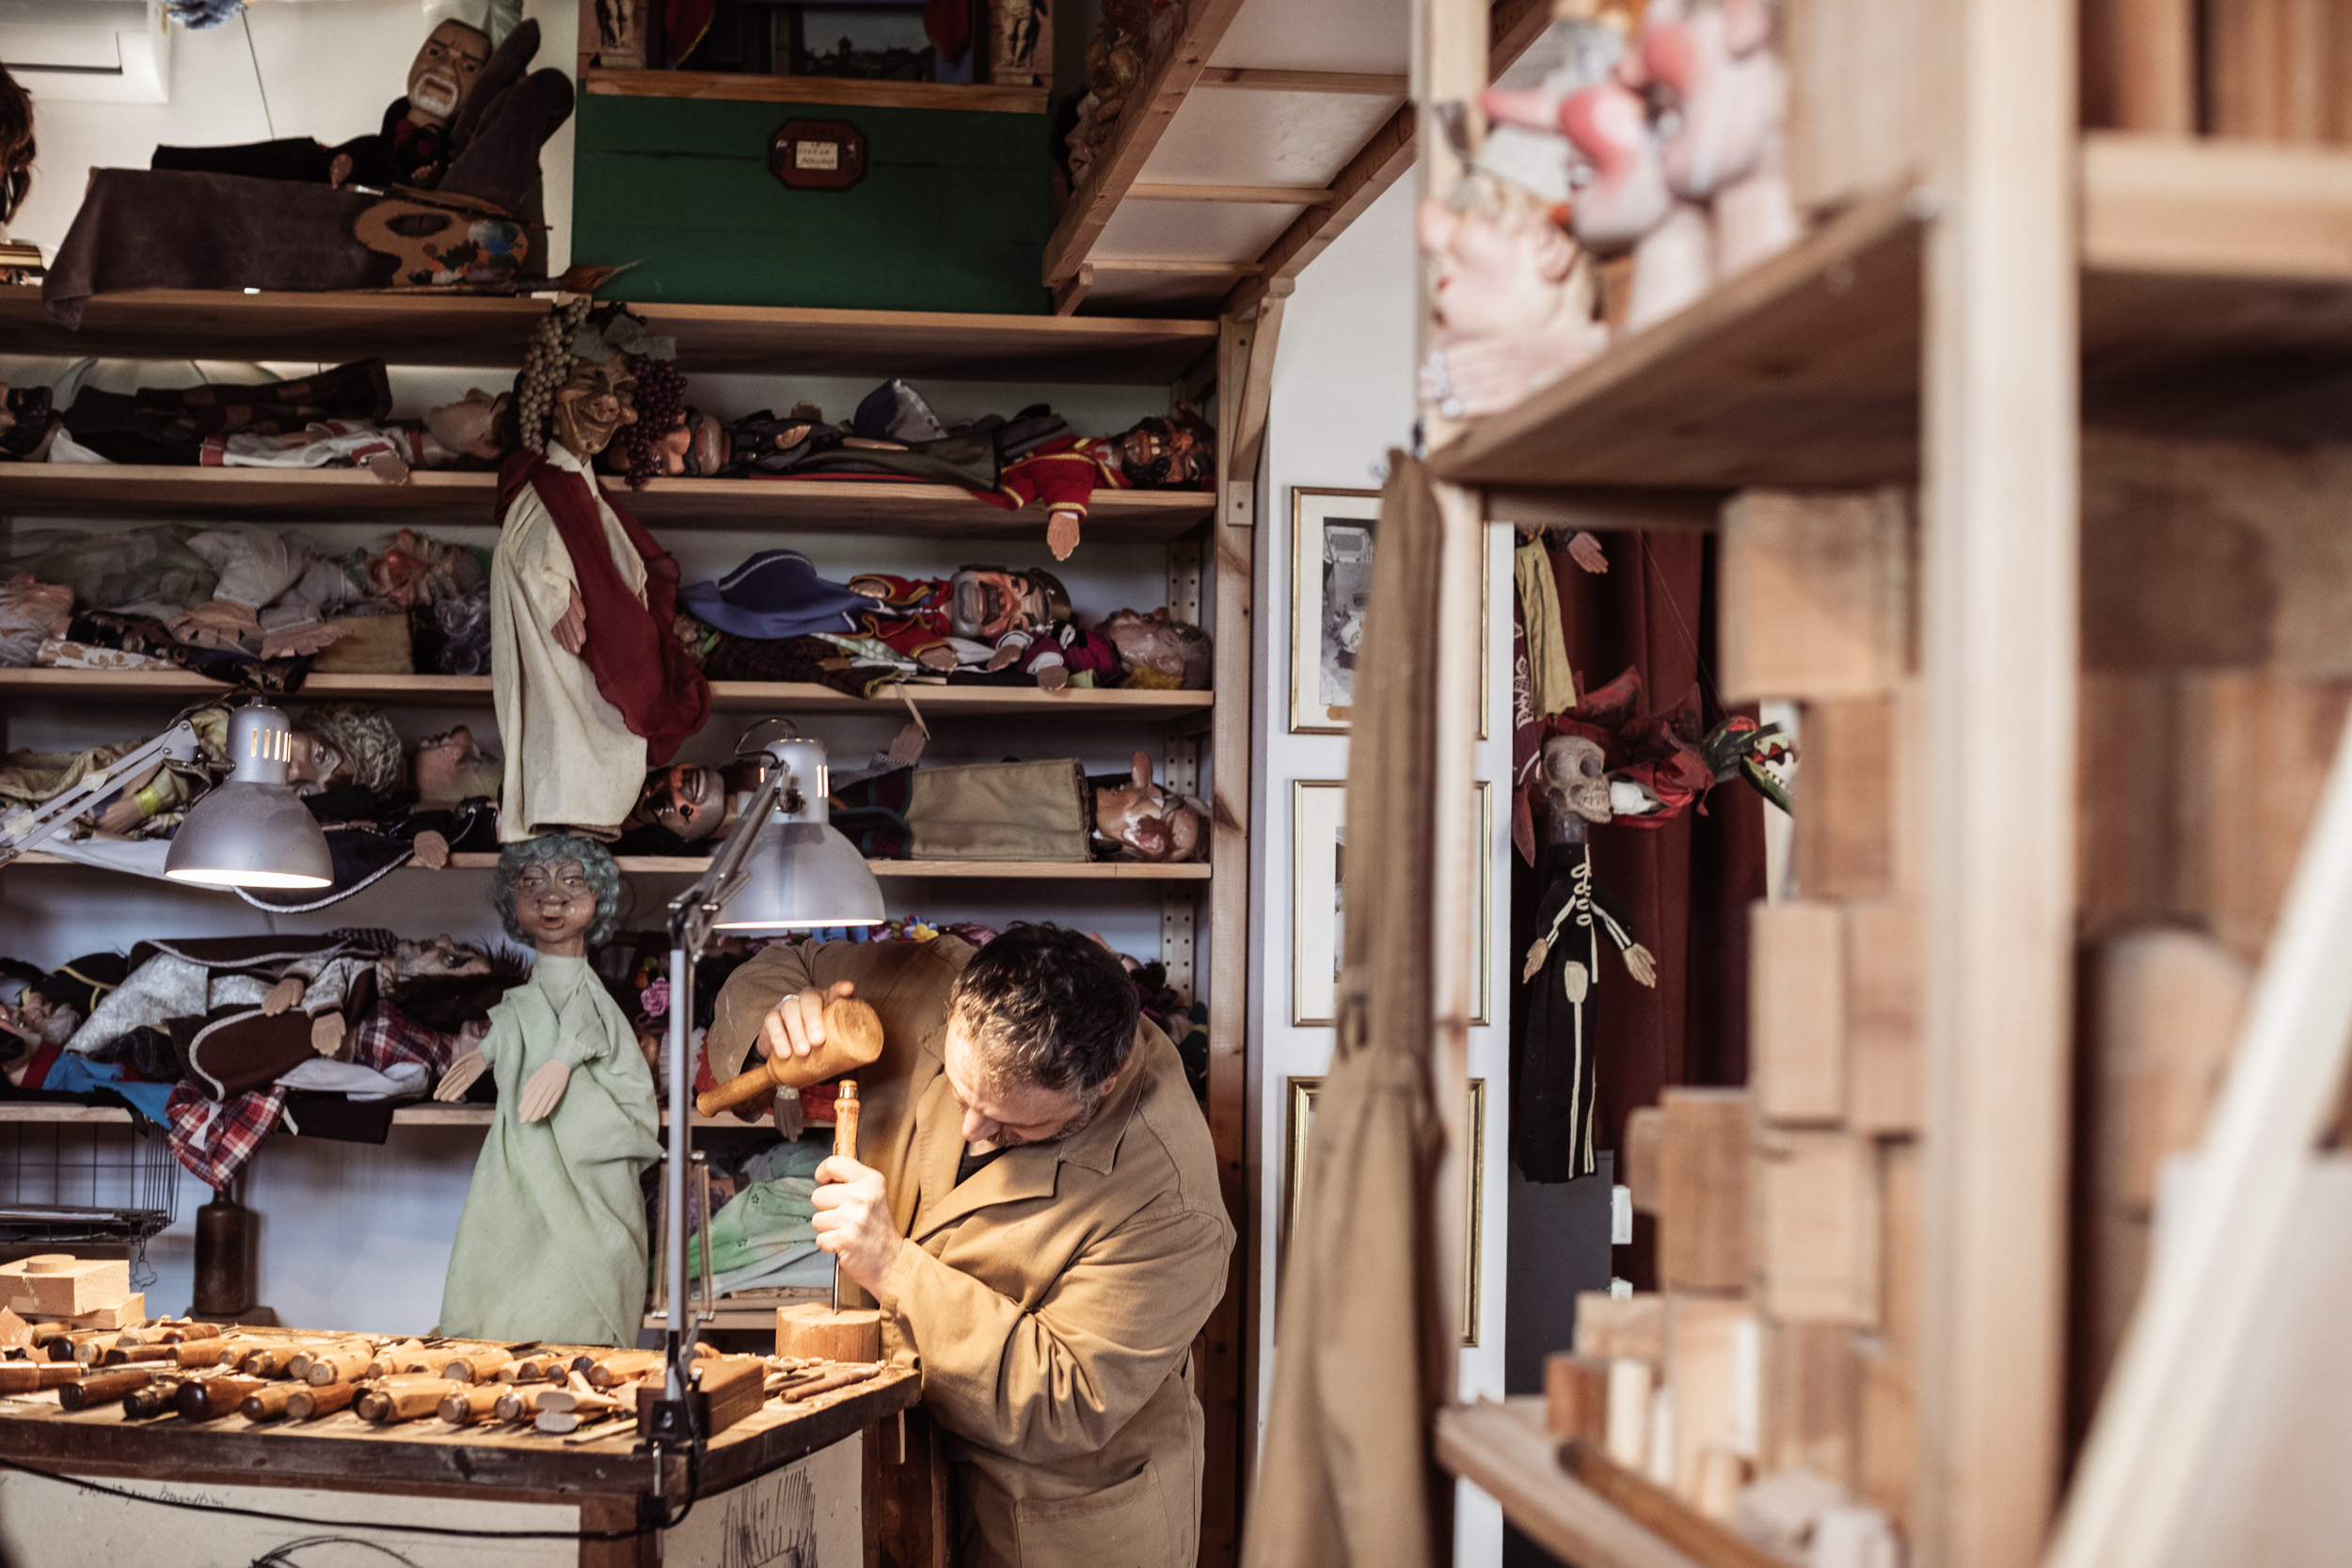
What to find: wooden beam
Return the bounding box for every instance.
[1042,0,1252,285]
[1915,2,2078,1566]
[1091,258,1265,277]
[1195,68,1409,95]
[1227,295,1284,489]
[580,68,1048,113]
[1486,0,1555,75]
[2081,132,2352,282]
[1130,182,1338,205]
[1052,263,1093,318]
[1479,485,1728,534]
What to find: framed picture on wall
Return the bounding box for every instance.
[1284,1075,1486,1346]
[1291,780,1347,1026]
[1293,779,1492,1027]
[1290,487,1381,734]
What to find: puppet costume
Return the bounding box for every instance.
[1516,841,1648,1180]
[490,443,708,841]
[437,953,661,1345]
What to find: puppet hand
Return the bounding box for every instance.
[311,1014,347,1056]
[410,831,451,871]
[518,1059,573,1122]
[551,587,588,655]
[435,1048,488,1101]
[327,152,354,189]
[916,646,958,672]
[1567,531,1609,574]
[1623,942,1659,988]
[760,981,855,1065]
[1046,509,1082,562]
[811,1155,906,1293]
[261,976,306,1017]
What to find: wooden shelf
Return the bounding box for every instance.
[0,465,1214,534]
[0,1102,788,1129]
[1433,1401,1706,1568]
[0,669,1214,720]
[0,291,1217,382]
[1433,137,2352,501]
[5,849,1211,880]
[583,67,1048,115]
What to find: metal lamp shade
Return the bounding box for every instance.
[713,819,885,932]
[162,705,333,889]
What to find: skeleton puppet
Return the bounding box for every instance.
[1516,734,1657,1181]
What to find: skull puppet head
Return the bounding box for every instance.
[1539,734,1613,832]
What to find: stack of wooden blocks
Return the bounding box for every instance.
[1545,490,1918,1563]
[0,1255,142,1338]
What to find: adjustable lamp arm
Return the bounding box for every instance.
[0,721,200,868]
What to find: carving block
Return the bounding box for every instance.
[0,1257,131,1318]
[1794,695,1897,901]
[1545,1353,1610,1444]
[776,1304,882,1363]
[1574,1291,1664,1363]
[1660,1089,1750,1291]
[1880,1140,1920,1349]
[1847,900,1922,1134]
[1624,1106,1664,1214]
[2094,927,2250,1214]
[1854,1338,1915,1532]
[1755,1130,1881,1325]
[1720,488,1910,702]
[1605,1357,1655,1469]
[1784,0,1931,215]
[1751,901,1847,1124]
[1761,1317,1859,1487]
[1666,1293,1758,1506]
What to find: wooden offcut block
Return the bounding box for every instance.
[1755,1130,1881,1326]
[1783,0,1931,215]
[1720,488,1910,702]
[1574,1291,1665,1363]
[1750,901,1848,1125]
[2094,927,2250,1214]
[1760,1317,1859,1487]
[2080,0,2195,132]
[1879,1140,1920,1349]
[1666,1293,1758,1508]
[775,1304,882,1363]
[0,1257,130,1318]
[1545,1353,1610,1444]
[1854,1338,1915,1532]
[1846,901,1922,1135]
[0,1307,26,1350]
[1624,1107,1664,1215]
[1659,1089,1750,1292]
[1793,695,1897,901]
[1605,1357,1655,1470]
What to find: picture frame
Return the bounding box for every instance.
[1284,1075,1486,1347]
[1290,780,1347,1026]
[1290,487,1381,734]
[1293,779,1491,1027]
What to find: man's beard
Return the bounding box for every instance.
[993,1086,1105,1148]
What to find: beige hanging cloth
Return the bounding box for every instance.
[1514,533,1578,718]
[1243,452,1453,1568]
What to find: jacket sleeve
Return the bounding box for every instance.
[873,1202,1230,1464]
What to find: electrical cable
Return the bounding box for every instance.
[239,8,277,140]
[247,1537,425,1567]
[0,1445,699,1541]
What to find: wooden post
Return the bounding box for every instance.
[1916,0,2077,1562]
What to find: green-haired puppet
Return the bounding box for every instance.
[433,833,660,1346]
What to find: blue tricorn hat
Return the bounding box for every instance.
[679,550,872,641]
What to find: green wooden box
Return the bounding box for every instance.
[572,92,1051,313]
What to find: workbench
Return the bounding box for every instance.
[0,1345,940,1567]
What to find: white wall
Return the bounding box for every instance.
[1248,175,1515,1567]
[8,0,577,274]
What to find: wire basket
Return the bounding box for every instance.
[0,1120,182,1289]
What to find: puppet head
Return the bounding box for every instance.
[387,933,497,983]
[406,20,493,130]
[516,301,672,457]
[412,724,503,806]
[1102,607,1213,689]
[1419,171,1583,339]
[0,61,31,227]
[1540,734,1614,831]
[548,358,637,461]
[1113,417,1213,490]
[423,389,512,463]
[1092,752,1209,863]
[496,833,623,951]
[633,762,727,843]
[292,704,405,799]
[948,566,1071,641]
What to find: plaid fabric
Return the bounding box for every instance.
[348,1001,466,1080]
[165,1080,283,1190]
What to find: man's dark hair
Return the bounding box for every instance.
[948,924,1139,1099]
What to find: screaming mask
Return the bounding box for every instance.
[948,566,1072,641]
[406,20,491,129]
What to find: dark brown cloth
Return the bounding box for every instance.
[496,451,711,766]
[1245,452,1449,1568]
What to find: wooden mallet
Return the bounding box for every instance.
[694,997,884,1119]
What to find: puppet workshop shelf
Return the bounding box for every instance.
[0,670,1216,720]
[2,851,1214,880]
[0,466,1216,536]
[0,290,1219,382]
[0,1102,788,1129]
[1430,135,2352,505]
[1433,1399,1724,1568]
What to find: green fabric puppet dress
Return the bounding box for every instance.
[437,954,662,1346]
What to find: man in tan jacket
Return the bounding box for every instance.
[708,923,1233,1568]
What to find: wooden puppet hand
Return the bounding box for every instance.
[551,586,588,655]
[262,976,306,1016]
[1623,942,1659,988]
[435,1048,488,1101]
[517,1058,573,1122]
[311,1014,347,1056]
[1566,531,1609,574]
[1046,509,1082,562]
[811,1155,907,1293]
[410,831,451,871]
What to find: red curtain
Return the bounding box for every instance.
[1514,530,1767,1284]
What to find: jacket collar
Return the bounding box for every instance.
[905,1034,1148,1242]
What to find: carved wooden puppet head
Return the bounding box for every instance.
[1540,734,1614,838]
[407,20,492,130]
[550,357,639,462]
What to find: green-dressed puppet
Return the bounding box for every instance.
[434,833,660,1345]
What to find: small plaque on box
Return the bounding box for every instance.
[770,119,867,192]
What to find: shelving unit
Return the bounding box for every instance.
[6,850,1211,880]
[0,1102,763,1130]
